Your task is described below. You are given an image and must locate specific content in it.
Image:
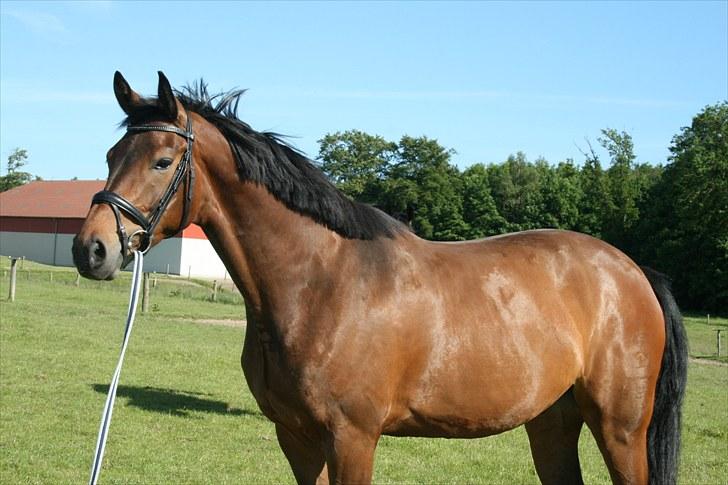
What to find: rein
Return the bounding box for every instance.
[89,250,144,485]
[92,115,195,256]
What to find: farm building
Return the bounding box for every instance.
[0,180,227,278]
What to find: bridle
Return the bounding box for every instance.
[91,115,195,256]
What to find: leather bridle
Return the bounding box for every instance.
[91,115,195,257]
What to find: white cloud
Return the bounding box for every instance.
[6,9,69,37]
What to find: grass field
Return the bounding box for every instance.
[0,259,726,484]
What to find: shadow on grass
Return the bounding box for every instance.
[92,384,263,418]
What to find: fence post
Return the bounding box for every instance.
[142,272,150,313]
[717,329,723,358]
[188,266,191,280]
[8,257,19,302]
[212,280,218,302]
[49,272,53,282]
[166,264,170,277]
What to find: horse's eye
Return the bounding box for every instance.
[154,158,173,170]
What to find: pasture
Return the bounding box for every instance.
[0,259,725,484]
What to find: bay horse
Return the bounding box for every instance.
[73,72,687,485]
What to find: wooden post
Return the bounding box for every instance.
[212,280,218,302]
[8,258,18,302]
[142,272,150,313]
[717,329,723,358]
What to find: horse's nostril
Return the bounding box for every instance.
[93,240,106,259]
[89,238,106,267]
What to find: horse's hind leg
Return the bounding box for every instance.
[525,390,585,485]
[574,377,652,485]
[275,424,329,485]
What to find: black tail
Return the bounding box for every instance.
[642,267,688,485]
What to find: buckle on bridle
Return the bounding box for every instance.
[128,228,151,254]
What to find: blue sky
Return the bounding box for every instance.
[1,1,726,180]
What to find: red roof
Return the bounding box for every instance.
[0,180,104,218]
[0,180,208,240]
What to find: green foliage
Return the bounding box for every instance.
[461,164,508,238]
[0,148,33,192]
[576,147,612,237]
[544,160,582,230]
[318,132,470,240]
[318,130,396,202]
[637,102,728,312]
[600,129,642,251]
[318,102,726,312]
[487,152,543,232]
[392,136,468,240]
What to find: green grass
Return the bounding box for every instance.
[684,314,728,364]
[0,261,726,484]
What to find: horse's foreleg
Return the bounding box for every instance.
[323,425,378,485]
[275,424,329,485]
[525,389,584,485]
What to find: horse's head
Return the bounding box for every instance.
[73,72,200,280]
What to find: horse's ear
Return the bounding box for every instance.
[113,71,143,115]
[157,71,178,120]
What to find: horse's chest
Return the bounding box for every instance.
[241,324,319,429]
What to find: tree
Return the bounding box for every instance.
[0,148,32,192]
[575,141,612,237]
[388,136,468,240]
[640,102,728,312]
[599,129,641,251]
[538,159,582,230]
[318,131,468,240]
[487,152,543,232]
[461,164,508,238]
[317,130,397,203]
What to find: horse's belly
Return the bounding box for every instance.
[382,326,582,438]
[382,402,532,438]
[383,382,567,438]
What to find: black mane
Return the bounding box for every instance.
[123,81,405,240]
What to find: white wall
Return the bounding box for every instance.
[0,231,185,275]
[0,231,56,265]
[179,237,229,279]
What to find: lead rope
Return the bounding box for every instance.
[89,250,144,485]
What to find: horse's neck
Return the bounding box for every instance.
[200,179,342,319]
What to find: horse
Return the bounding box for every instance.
[73,72,688,485]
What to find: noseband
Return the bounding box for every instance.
[91,116,195,256]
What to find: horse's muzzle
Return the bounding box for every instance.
[72,234,123,280]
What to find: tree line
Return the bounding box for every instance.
[318,102,727,314]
